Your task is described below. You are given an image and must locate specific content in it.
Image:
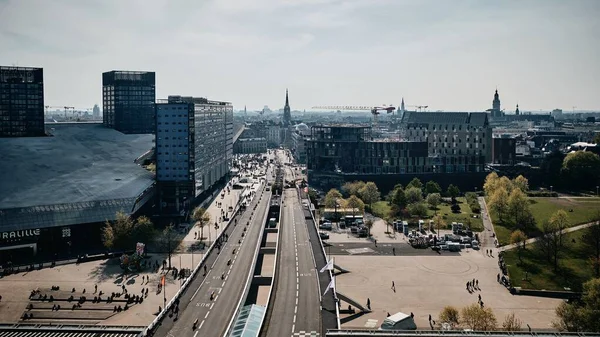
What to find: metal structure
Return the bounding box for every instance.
[63,106,74,118]
[311,105,396,127]
[406,105,428,112]
[325,330,593,337]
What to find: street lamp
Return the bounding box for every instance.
[550,186,553,193]
[597,186,599,197]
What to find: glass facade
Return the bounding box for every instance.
[0,66,44,137]
[102,71,155,134]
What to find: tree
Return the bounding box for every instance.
[426,193,441,210]
[483,172,499,196]
[405,187,423,204]
[407,202,428,218]
[156,224,179,269]
[359,182,381,211]
[507,188,530,227]
[345,195,365,216]
[513,175,529,193]
[341,181,365,197]
[447,184,460,200]
[502,312,523,331]
[101,212,155,251]
[510,230,528,263]
[407,177,423,190]
[538,210,570,270]
[489,187,509,223]
[554,278,600,332]
[192,207,211,241]
[461,304,497,331]
[391,187,407,209]
[594,133,600,144]
[540,150,566,188]
[432,214,445,236]
[425,180,442,194]
[438,306,460,328]
[562,151,600,189]
[582,213,600,277]
[324,188,343,209]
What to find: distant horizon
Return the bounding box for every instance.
[2,1,599,112]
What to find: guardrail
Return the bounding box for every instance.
[325,329,591,336]
[139,185,252,337]
[224,183,272,336]
[302,188,341,330]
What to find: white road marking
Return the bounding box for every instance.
[210,303,214,309]
[199,320,204,330]
[205,311,210,319]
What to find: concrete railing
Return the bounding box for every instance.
[302,188,341,330]
[224,184,272,336]
[139,185,252,337]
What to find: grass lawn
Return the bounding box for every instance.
[490,197,600,245]
[503,230,598,291]
[369,198,484,232]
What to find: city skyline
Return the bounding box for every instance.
[0,0,599,111]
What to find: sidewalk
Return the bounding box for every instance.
[498,221,596,252]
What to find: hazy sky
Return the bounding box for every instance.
[1,0,598,112]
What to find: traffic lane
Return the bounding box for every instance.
[196,193,271,337]
[264,190,297,337]
[292,197,320,332]
[152,183,266,337]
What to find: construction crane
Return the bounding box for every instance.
[312,105,396,126]
[406,105,428,112]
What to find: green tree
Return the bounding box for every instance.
[540,150,566,188]
[447,184,460,200]
[510,230,528,263]
[192,207,211,241]
[593,133,600,144]
[364,219,374,237]
[341,181,365,197]
[438,306,460,328]
[432,214,445,236]
[562,151,600,189]
[407,202,428,218]
[554,278,600,332]
[489,187,509,223]
[502,313,522,331]
[513,175,529,193]
[156,224,179,269]
[391,186,407,209]
[358,182,381,211]
[346,195,365,216]
[425,180,442,194]
[324,188,343,209]
[405,187,423,204]
[407,177,423,190]
[426,193,441,210]
[582,213,600,277]
[549,209,570,269]
[101,212,155,251]
[507,188,530,227]
[461,304,497,331]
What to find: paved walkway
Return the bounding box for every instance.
[498,221,597,252]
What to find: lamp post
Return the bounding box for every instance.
[550,186,553,193]
[596,186,599,197]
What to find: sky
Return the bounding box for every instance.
[0,0,599,112]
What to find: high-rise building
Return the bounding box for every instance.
[102,71,155,134]
[0,66,45,137]
[92,104,100,119]
[155,95,233,215]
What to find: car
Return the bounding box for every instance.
[319,223,332,230]
[319,232,330,240]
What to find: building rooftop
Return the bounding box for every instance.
[0,123,155,230]
[401,111,489,127]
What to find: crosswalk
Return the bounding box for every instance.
[292,331,320,337]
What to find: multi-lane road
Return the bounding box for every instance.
[263,153,321,337]
[153,162,274,337]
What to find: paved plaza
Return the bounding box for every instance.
[328,217,561,330]
[0,171,265,326]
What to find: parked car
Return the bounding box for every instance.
[319,232,330,240]
[319,222,332,230]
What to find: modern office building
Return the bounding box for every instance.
[492,135,517,165]
[155,95,233,215]
[102,71,155,134]
[0,66,45,137]
[291,123,311,164]
[400,111,492,172]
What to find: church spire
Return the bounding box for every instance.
[285,88,289,108]
[283,89,291,126]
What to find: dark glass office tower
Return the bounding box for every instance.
[0,66,45,137]
[102,71,155,134]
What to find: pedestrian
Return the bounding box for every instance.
[497,273,500,282]
[410,312,414,319]
[392,247,396,256]
[476,279,479,288]
[428,314,432,321]
[367,298,371,310]
[478,294,481,301]
[391,281,395,291]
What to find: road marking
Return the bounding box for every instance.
[194,330,199,337]
[210,303,214,309]
[199,320,204,330]
[222,281,226,287]
[205,312,210,319]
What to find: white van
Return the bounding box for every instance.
[380,312,417,330]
